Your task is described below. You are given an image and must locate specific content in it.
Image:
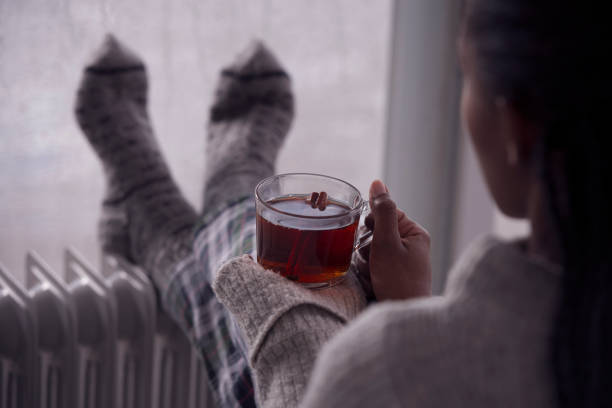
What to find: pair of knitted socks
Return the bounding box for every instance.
[75,35,294,287]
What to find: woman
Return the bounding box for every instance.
[76,1,610,407]
[213,1,611,407]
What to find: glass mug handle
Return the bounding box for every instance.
[354,201,373,251]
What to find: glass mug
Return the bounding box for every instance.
[255,173,372,288]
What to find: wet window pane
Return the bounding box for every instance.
[0,0,391,279]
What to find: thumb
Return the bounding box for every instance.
[369,180,400,246]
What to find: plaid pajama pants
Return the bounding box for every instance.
[163,196,257,407]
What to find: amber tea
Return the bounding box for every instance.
[256,196,359,285]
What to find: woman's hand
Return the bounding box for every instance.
[367,180,431,300]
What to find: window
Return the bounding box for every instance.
[0,0,392,280]
[1,0,528,290]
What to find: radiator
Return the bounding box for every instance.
[0,249,213,408]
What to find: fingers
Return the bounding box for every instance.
[369,180,401,246]
[365,209,411,232]
[396,209,429,238]
[364,212,375,230]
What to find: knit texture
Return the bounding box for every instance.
[213,255,366,407]
[202,40,294,216]
[215,236,562,408]
[76,35,298,407]
[74,34,197,293]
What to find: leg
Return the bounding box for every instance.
[75,36,293,407]
[165,41,294,405]
[202,40,294,216]
[74,34,197,294]
[165,43,293,406]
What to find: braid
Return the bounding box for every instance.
[464,1,612,406]
[551,115,612,407]
[540,129,609,407]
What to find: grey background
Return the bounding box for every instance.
[0,0,391,281]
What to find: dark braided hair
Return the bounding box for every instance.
[463,1,611,407]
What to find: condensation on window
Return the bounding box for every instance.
[0,0,391,279]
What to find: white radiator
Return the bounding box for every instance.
[0,249,212,408]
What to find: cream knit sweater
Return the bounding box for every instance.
[213,236,561,407]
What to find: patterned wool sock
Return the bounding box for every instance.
[202,40,294,215]
[75,34,197,290]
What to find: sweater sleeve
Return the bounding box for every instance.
[212,255,367,407]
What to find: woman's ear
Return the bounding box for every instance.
[495,97,539,166]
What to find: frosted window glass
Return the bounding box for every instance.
[0,0,391,279]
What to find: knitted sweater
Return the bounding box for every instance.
[213,236,561,407]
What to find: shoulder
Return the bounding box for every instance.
[444,235,560,309]
[445,234,561,318]
[444,234,503,294]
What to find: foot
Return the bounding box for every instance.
[75,34,197,286]
[202,40,295,215]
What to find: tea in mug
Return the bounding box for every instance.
[256,196,359,284]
